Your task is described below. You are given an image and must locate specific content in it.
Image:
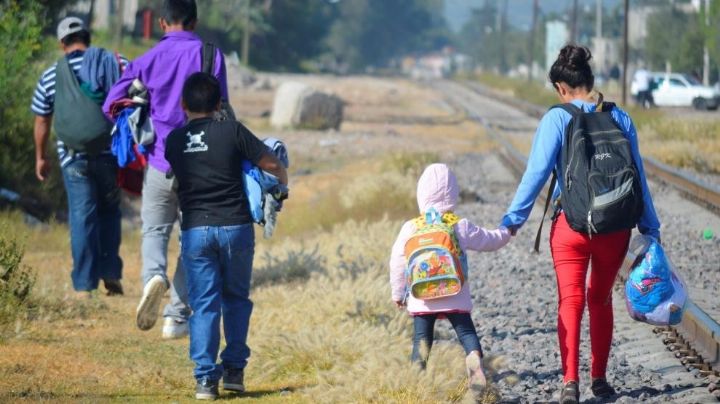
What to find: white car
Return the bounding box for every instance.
[649,73,720,110]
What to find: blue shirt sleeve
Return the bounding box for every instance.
[611,108,662,240]
[500,108,565,229]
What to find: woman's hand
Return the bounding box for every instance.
[394,300,405,308]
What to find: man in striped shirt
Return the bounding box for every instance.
[32,17,127,299]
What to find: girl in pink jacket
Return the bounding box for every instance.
[389,163,511,389]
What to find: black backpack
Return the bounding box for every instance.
[534,101,644,251]
[53,56,113,153]
[201,42,236,121]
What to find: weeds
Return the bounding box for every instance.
[0,235,35,340]
[253,244,326,287]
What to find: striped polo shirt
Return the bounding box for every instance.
[31,49,128,167]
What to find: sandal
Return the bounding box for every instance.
[591,378,616,398]
[560,381,580,404]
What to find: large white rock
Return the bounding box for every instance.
[270,81,344,130]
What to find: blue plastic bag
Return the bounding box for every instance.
[625,240,687,326]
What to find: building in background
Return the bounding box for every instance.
[66,0,140,32]
[545,21,568,75]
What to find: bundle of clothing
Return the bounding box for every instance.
[108,79,153,195]
[243,137,289,239]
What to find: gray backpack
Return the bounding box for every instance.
[53,56,112,154]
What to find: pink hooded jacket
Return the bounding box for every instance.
[389,164,511,314]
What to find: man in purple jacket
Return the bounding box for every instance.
[104,0,230,339]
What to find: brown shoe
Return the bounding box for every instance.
[103,279,124,296]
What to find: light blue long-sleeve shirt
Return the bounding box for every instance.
[500,99,661,239]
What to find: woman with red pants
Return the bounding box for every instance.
[500,45,661,403]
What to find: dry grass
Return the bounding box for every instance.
[0,76,509,403]
[636,118,720,174]
[0,215,509,403]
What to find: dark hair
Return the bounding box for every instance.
[61,30,91,47]
[182,72,221,113]
[548,44,594,90]
[161,0,197,27]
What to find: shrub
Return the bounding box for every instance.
[0,235,36,340]
[0,1,66,218]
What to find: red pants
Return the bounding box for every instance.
[550,213,630,383]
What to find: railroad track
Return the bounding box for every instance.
[434,79,720,401]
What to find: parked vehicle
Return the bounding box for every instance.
[645,73,720,110]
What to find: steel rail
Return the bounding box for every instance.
[437,80,720,399]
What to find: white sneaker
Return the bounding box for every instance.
[136,275,168,331]
[465,351,487,390]
[162,317,189,339]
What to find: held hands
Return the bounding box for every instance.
[394,300,405,309]
[507,224,520,236]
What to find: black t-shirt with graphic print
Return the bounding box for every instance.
[165,117,267,230]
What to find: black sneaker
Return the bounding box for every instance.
[591,378,616,398]
[195,378,219,400]
[223,368,245,392]
[102,278,124,296]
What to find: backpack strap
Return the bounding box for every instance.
[550,103,583,116]
[413,210,461,227]
[598,101,616,112]
[442,212,460,226]
[202,42,215,74]
[533,170,557,253]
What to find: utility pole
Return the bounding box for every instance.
[499,0,509,73]
[571,0,579,43]
[528,0,539,82]
[595,0,603,73]
[242,0,251,66]
[114,0,124,48]
[596,0,602,39]
[703,0,710,85]
[622,0,629,105]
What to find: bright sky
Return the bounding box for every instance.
[444,0,622,32]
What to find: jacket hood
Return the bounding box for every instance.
[416,163,459,214]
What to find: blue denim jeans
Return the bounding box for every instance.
[411,312,483,365]
[181,224,255,381]
[61,154,123,291]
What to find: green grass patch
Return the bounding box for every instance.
[464,72,558,108]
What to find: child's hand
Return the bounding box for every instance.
[507,224,520,236]
[394,300,405,308]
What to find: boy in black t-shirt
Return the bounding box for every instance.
[165,72,288,400]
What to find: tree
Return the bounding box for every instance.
[458,0,528,74]
[0,0,66,217]
[645,6,704,74]
[325,0,451,72]
[249,0,337,71]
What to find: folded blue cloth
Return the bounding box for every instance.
[111,107,146,167]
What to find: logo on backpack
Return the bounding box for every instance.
[594,153,612,161]
[404,208,467,300]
